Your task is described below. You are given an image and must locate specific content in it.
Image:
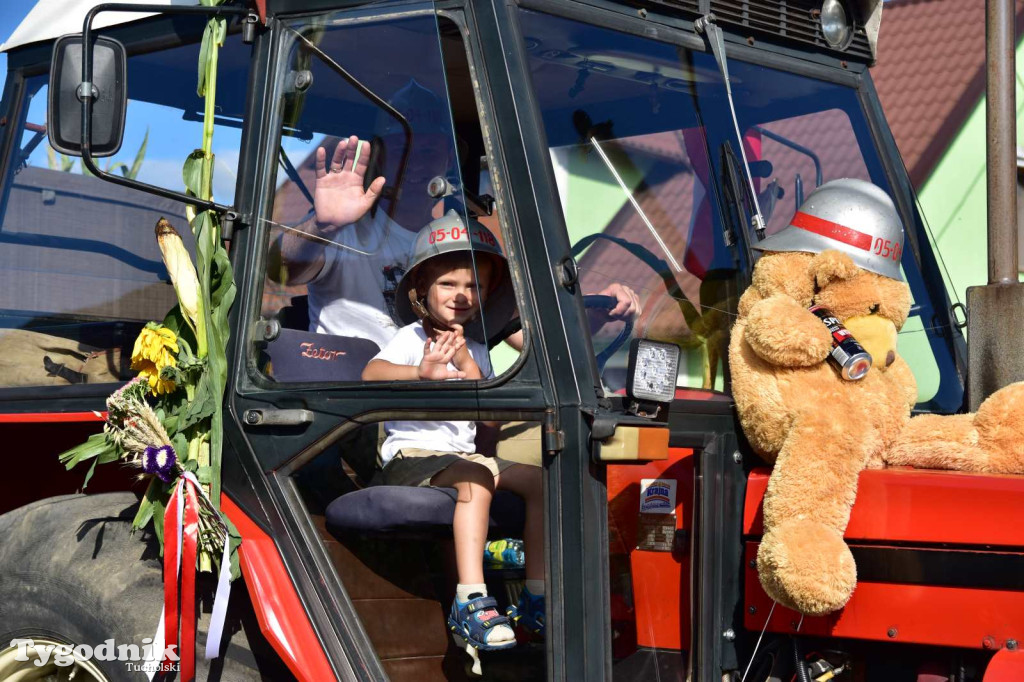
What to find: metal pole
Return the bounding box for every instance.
[986,0,1018,284]
[967,0,1024,409]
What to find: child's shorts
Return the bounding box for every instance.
[381,448,519,487]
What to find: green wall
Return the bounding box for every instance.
[915,41,1024,307]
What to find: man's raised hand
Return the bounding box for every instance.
[313,135,386,232]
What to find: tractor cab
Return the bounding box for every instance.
[0,1,1019,681]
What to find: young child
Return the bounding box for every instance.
[362,211,544,651]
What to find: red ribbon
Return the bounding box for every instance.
[181,482,199,681]
[161,478,201,681]
[162,486,180,666]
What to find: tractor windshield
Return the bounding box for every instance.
[518,8,962,413]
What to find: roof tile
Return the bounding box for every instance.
[872,0,1024,186]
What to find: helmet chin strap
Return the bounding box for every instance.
[410,295,453,333]
[409,290,480,335]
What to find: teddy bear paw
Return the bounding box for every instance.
[757,519,857,616]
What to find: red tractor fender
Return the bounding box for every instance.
[222,495,336,681]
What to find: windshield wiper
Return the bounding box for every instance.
[695,14,766,240]
[588,136,684,273]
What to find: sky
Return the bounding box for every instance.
[0,2,34,87]
[0,1,248,205]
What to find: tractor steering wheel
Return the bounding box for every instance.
[584,294,634,373]
[488,294,633,374]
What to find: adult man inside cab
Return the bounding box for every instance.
[272,80,641,353]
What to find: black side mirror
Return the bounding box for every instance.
[47,34,127,158]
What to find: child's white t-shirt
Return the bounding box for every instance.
[374,321,494,466]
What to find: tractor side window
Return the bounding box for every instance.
[0,23,248,391]
[259,9,519,384]
[518,10,743,394]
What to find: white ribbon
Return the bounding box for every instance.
[143,473,234,679]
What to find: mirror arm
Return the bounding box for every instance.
[79,3,252,215]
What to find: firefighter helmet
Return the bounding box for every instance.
[395,210,515,343]
[754,178,905,281]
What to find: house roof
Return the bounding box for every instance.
[871,0,1024,187]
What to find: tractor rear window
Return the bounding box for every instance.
[0,21,248,392]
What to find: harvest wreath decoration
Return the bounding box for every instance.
[58,5,239,679]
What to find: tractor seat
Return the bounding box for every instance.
[324,486,525,539]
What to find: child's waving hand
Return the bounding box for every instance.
[419,331,467,380]
[448,324,483,380]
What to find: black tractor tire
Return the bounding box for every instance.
[0,493,292,681]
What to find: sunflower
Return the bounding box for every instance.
[131,325,179,395]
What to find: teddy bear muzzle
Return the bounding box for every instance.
[844,314,898,371]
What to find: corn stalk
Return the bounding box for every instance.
[179,1,236,571]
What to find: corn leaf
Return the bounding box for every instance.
[181,372,214,431]
[182,150,205,198]
[197,21,212,97]
[127,128,148,180]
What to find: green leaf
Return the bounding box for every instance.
[107,162,129,176]
[222,514,242,581]
[182,150,206,198]
[180,371,215,431]
[60,154,74,172]
[206,244,235,504]
[132,478,166,530]
[83,457,100,490]
[171,432,190,466]
[151,489,167,554]
[197,20,213,97]
[127,128,148,180]
[196,466,216,485]
[81,447,120,489]
[162,304,198,352]
[59,432,115,469]
[214,16,227,47]
[161,411,181,437]
[677,297,702,331]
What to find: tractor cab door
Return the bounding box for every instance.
[225,3,600,679]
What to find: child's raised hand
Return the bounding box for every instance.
[418,331,467,380]
[448,324,473,368]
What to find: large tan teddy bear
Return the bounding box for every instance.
[729,179,1024,616]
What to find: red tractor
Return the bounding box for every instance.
[0,0,1021,680]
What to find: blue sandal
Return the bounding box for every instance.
[448,594,517,651]
[507,588,545,636]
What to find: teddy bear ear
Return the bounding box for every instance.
[808,250,859,289]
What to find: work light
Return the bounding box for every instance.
[820,0,852,49]
[626,339,680,415]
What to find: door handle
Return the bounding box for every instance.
[243,408,314,427]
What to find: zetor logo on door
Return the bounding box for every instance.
[872,237,902,262]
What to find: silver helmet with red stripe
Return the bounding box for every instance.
[754,178,904,281]
[395,209,515,342]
